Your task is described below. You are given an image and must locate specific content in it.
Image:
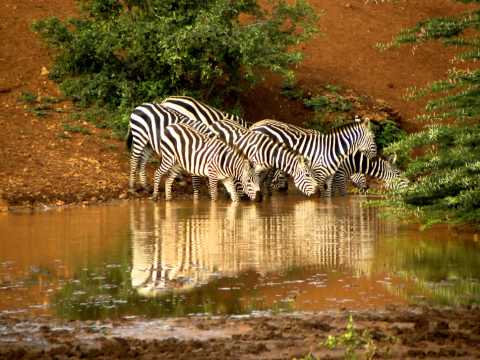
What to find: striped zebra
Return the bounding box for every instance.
[198,119,318,196]
[161,96,318,196]
[326,151,408,196]
[161,95,249,127]
[152,123,261,202]
[249,118,378,190]
[127,103,215,194]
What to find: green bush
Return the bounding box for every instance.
[378,1,480,227]
[33,0,318,135]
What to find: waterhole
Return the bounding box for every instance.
[1,196,479,320]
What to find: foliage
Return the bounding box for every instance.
[323,315,377,360]
[281,81,405,151]
[18,92,66,118]
[32,0,318,135]
[18,91,37,104]
[370,119,406,152]
[378,2,480,227]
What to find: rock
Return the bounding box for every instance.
[40,66,49,76]
[118,193,128,200]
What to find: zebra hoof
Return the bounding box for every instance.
[150,194,159,201]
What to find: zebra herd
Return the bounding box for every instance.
[127,96,408,202]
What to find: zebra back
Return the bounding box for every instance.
[250,118,377,185]
[161,95,249,128]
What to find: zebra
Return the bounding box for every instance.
[161,95,249,127]
[196,119,318,196]
[152,123,261,202]
[325,151,408,196]
[249,117,378,191]
[127,102,217,194]
[161,96,318,196]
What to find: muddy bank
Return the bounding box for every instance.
[1,306,480,359]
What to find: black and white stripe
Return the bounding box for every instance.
[326,151,407,196]
[249,118,378,190]
[203,119,318,196]
[154,123,261,202]
[161,96,317,196]
[126,103,214,193]
[161,95,249,128]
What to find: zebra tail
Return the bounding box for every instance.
[125,125,133,151]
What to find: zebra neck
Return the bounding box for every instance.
[369,161,391,180]
[321,128,361,170]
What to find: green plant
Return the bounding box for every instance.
[18,91,37,104]
[324,315,376,360]
[371,119,406,152]
[63,123,92,135]
[281,80,305,100]
[377,1,480,227]
[32,0,319,135]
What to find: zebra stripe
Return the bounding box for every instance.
[249,118,377,189]
[204,119,318,196]
[161,95,249,127]
[329,151,408,196]
[270,154,408,196]
[161,97,317,196]
[127,103,213,193]
[153,123,261,202]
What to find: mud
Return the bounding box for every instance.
[1,306,480,359]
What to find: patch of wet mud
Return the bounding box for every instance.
[1,306,480,359]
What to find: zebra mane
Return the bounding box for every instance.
[326,119,368,135]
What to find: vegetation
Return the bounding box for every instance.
[323,315,377,360]
[32,0,318,135]
[280,81,406,152]
[378,1,480,227]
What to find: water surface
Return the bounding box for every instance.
[0,196,479,320]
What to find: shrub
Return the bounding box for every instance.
[33,0,318,135]
[378,2,480,227]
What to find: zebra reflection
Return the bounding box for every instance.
[130,198,395,296]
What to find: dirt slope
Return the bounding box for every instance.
[0,0,478,208]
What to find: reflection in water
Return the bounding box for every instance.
[1,197,479,320]
[129,197,393,296]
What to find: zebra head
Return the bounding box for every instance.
[379,157,409,191]
[354,117,377,159]
[269,169,289,192]
[292,156,318,196]
[240,160,262,201]
[350,173,369,193]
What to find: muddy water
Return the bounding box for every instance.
[0,197,479,320]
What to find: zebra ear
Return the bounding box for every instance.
[387,153,398,164]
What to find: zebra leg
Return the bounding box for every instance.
[208,176,219,201]
[164,166,182,201]
[258,169,272,196]
[151,158,175,201]
[129,151,142,194]
[138,147,153,193]
[319,176,333,197]
[222,178,239,203]
[337,177,348,196]
[192,176,201,199]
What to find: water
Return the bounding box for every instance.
[0,196,479,320]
